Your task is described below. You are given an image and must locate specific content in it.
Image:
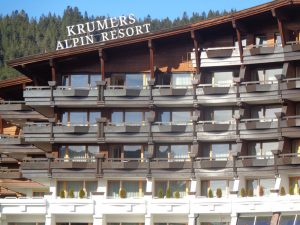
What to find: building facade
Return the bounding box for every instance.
[1,1,300,225]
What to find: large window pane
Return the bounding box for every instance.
[172,111,190,123]
[170,145,189,159]
[111,111,123,124]
[90,75,101,87]
[89,112,101,125]
[260,178,275,196]
[237,217,255,225]
[107,181,120,198]
[124,145,141,158]
[59,145,67,158]
[70,112,87,125]
[251,106,264,119]
[262,142,278,157]
[210,180,227,195]
[123,181,139,198]
[172,73,191,88]
[69,145,86,159]
[66,181,82,197]
[279,215,296,225]
[211,144,229,160]
[157,145,169,158]
[265,106,281,119]
[248,142,261,157]
[70,75,89,88]
[256,216,272,225]
[246,179,258,196]
[85,181,97,197]
[125,112,143,124]
[213,109,232,122]
[213,71,233,86]
[111,74,125,86]
[87,146,99,158]
[158,111,171,123]
[169,180,187,197]
[155,181,167,197]
[62,112,68,125]
[126,74,143,89]
[201,181,209,196]
[265,68,282,82]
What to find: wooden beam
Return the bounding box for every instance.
[191,30,201,75]
[49,59,56,82]
[0,116,3,134]
[232,20,244,63]
[148,40,155,80]
[99,49,105,81]
[272,8,286,47]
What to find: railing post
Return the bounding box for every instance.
[95,153,105,178]
[48,81,56,107]
[47,155,54,178]
[96,117,107,142]
[96,81,107,104]
[148,79,155,107]
[48,118,55,143]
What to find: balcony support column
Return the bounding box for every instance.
[96,81,107,103]
[99,49,106,81]
[232,20,244,63]
[191,30,201,75]
[148,40,155,80]
[48,81,56,106]
[48,118,55,143]
[45,214,55,225]
[0,116,3,134]
[145,178,153,199]
[49,59,56,82]
[96,118,106,142]
[272,9,286,47]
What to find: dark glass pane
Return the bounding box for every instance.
[158,111,171,123]
[157,145,169,158]
[89,112,101,125]
[68,145,86,159]
[123,181,139,197]
[124,145,141,158]
[85,181,97,197]
[125,112,143,124]
[126,74,143,89]
[90,74,101,87]
[255,216,272,225]
[155,181,167,197]
[107,181,120,197]
[172,111,190,123]
[237,217,255,225]
[279,215,295,225]
[170,145,189,159]
[69,112,87,125]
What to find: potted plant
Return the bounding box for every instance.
[174,190,180,198]
[60,190,66,198]
[119,188,126,198]
[79,188,86,198]
[247,189,254,197]
[158,188,164,198]
[216,188,222,198]
[289,186,294,195]
[259,186,264,197]
[279,187,286,196]
[166,187,171,198]
[240,188,246,197]
[68,189,74,198]
[207,188,213,198]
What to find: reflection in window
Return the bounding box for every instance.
[253,68,282,83]
[59,145,99,159]
[248,141,278,159]
[125,112,143,124]
[172,73,192,88]
[204,107,236,123]
[213,71,234,87]
[111,111,148,125]
[201,180,233,197]
[157,110,191,124]
[62,74,101,87]
[275,33,282,46]
[246,178,275,196]
[251,105,281,120]
[203,143,236,160]
[57,180,97,197]
[107,180,146,198]
[61,111,101,126]
[125,73,150,89]
[279,215,296,225]
[156,145,190,159]
[237,216,271,225]
[154,180,189,198]
[123,145,141,158]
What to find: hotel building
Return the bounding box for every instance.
[1,1,300,225]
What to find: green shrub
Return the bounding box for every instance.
[207,188,213,198]
[68,189,74,198]
[119,188,126,198]
[166,187,171,198]
[289,186,294,195]
[59,190,65,198]
[247,189,253,197]
[216,188,222,198]
[240,188,246,197]
[79,189,85,198]
[259,186,264,197]
[158,188,164,198]
[174,190,180,198]
[279,187,286,196]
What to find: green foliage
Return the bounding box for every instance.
[289,186,294,195]
[216,188,222,198]
[59,190,65,198]
[174,190,180,198]
[79,189,85,198]
[158,188,164,198]
[207,188,213,198]
[166,187,171,198]
[68,189,74,198]
[240,188,246,197]
[279,187,286,196]
[0,8,236,80]
[119,188,126,198]
[259,186,264,196]
[247,189,254,197]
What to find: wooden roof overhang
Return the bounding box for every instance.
[6,0,300,75]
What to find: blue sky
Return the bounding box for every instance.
[0,0,271,20]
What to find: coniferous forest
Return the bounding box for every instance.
[0,7,236,80]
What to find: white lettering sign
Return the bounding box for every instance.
[56,14,151,50]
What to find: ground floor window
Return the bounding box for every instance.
[279,214,300,225]
[9,223,44,225]
[108,223,144,225]
[237,216,272,225]
[201,223,229,225]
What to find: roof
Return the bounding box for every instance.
[7,0,298,67]
[0,75,32,89]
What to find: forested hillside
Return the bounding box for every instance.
[0,7,236,80]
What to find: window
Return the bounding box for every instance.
[252,68,282,83]
[172,73,192,88]
[154,180,189,198]
[204,107,236,123]
[59,145,100,159]
[202,143,236,160]
[111,110,148,125]
[248,141,278,159]
[255,35,267,46]
[107,180,146,198]
[125,73,150,89]
[275,33,282,46]
[155,145,190,160]
[237,216,272,225]
[108,145,147,159]
[201,180,233,197]
[246,178,275,196]
[251,105,281,121]
[234,36,247,48]
[62,74,101,87]
[57,180,97,197]
[61,110,101,126]
[289,177,300,195]
[157,110,192,124]
[292,140,300,155]
[213,71,234,87]
[279,215,300,225]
